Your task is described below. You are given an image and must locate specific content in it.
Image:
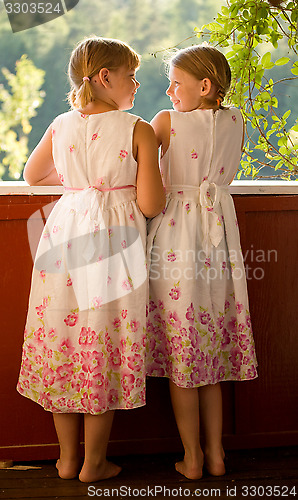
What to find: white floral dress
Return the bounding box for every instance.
[17,110,148,414]
[146,107,258,388]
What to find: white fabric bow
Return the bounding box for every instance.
[199,180,227,256]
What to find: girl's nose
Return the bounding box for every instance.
[166,84,173,96]
[135,79,140,89]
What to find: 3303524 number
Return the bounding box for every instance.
[5,3,62,15]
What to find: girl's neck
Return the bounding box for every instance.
[79,99,119,115]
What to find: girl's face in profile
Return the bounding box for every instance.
[166,65,204,112]
[109,66,140,110]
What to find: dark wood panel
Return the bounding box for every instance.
[0,194,297,460]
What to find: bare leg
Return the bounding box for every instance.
[79,411,121,483]
[169,380,204,479]
[53,413,82,479]
[199,383,225,476]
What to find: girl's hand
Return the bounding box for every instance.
[23,125,62,186]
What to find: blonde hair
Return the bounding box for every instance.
[169,44,231,107]
[68,37,141,109]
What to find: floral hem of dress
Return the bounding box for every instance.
[16,388,146,415]
[145,371,258,389]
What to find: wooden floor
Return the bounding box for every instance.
[0,447,297,499]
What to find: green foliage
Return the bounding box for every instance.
[198,0,298,180]
[0,55,45,180]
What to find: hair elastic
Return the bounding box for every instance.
[216,98,221,107]
[83,76,90,82]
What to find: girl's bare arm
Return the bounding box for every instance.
[23,126,62,186]
[133,120,166,218]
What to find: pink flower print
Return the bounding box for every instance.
[199,311,211,325]
[67,242,72,249]
[202,176,208,182]
[91,296,103,309]
[91,133,99,141]
[227,316,237,333]
[81,351,105,374]
[127,353,143,372]
[66,276,72,286]
[53,225,60,233]
[149,300,157,312]
[219,167,225,175]
[185,203,191,214]
[222,262,227,273]
[170,128,176,136]
[204,257,211,268]
[121,371,135,393]
[81,113,88,119]
[225,300,230,311]
[40,270,46,281]
[246,314,252,329]
[236,302,244,314]
[52,128,55,136]
[169,218,176,227]
[108,389,119,406]
[79,327,97,346]
[232,115,237,122]
[239,334,250,351]
[121,309,128,319]
[48,328,56,339]
[107,276,112,285]
[42,365,55,387]
[43,229,50,239]
[113,318,121,329]
[167,311,181,330]
[97,255,103,262]
[186,303,195,322]
[130,320,140,332]
[131,342,141,353]
[217,316,224,329]
[119,149,128,161]
[235,219,239,227]
[108,228,113,237]
[69,145,75,152]
[58,173,64,183]
[122,277,133,290]
[56,363,74,384]
[191,149,198,159]
[167,250,176,262]
[34,327,45,345]
[109,348,122,369]
[129,213,135,221]
[55,259,62,269]
[169,286,181,301]
[170,336,183,356]
[95,177,105,188]
[121,240,127,249]
[177,191,183,195]
[64,312,79,327]
[58,338,75,357]
[229,346,243,368]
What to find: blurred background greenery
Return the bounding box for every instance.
[0,0,297,180]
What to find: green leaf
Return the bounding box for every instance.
[275,57,290,66]
[291,62,298,76]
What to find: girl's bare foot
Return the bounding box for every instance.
[56,458,81,479]
[79,460,122,483]
[204,447,226,476]
[175,451,204,480]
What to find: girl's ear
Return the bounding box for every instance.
[98,68,110,88]
[200,78,212,96]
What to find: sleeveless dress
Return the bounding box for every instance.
[17,110,148,414]
[146,107,258,388]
